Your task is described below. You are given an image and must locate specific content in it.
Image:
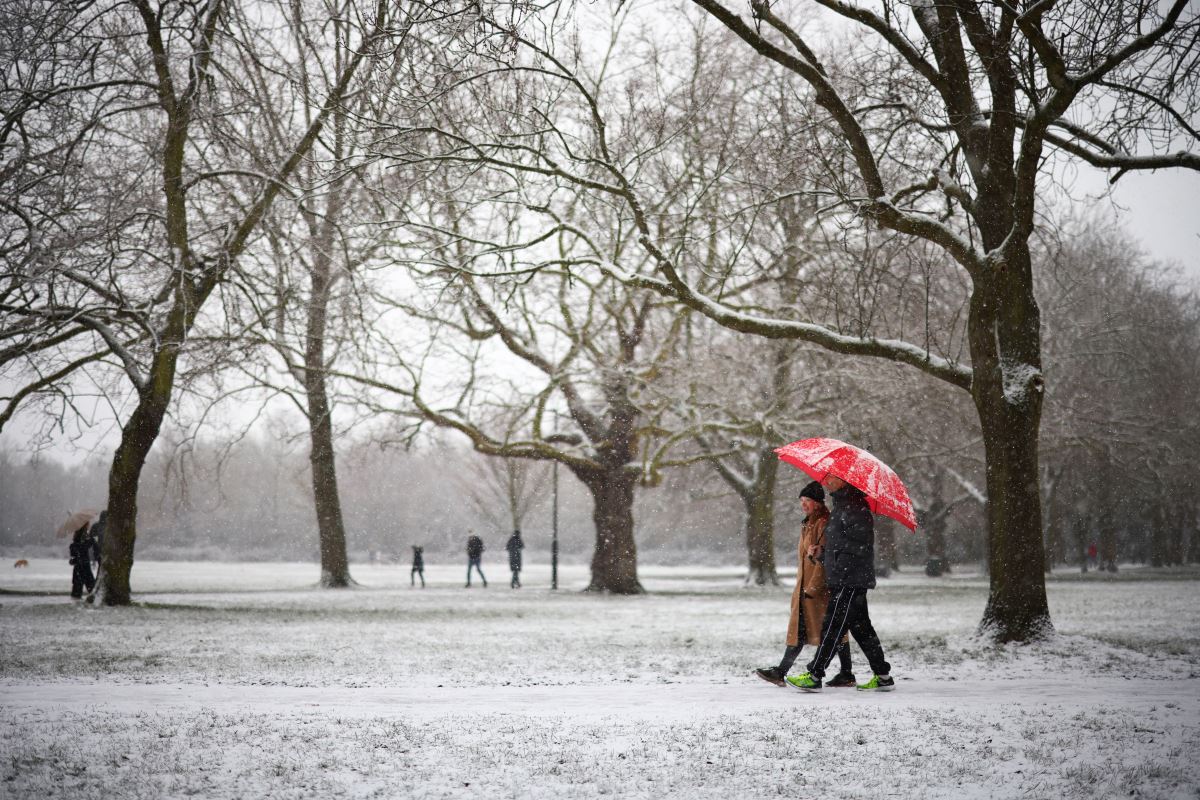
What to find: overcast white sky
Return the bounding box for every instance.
[3,1,1198,466]
[1071,164,1200,283]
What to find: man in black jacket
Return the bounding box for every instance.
[786,475,894,692]
[465,533,487,588]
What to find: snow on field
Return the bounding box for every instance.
[2,560,1198,799]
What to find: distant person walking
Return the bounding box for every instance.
[755,481,855,687]
[505,529,525,589]
[410,545,425,588]
[1100,537,1118,573]
[787,476,894,693]
[466,533,487,588]
[68,523,98,599]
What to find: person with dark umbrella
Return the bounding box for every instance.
[505,529,524,588]
[787,475,895,692]
[68,523,98,599]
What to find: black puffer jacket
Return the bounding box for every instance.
[822,484,876,589]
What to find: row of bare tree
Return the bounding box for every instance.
[3,0,1198,641]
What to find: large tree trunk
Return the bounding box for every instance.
[742,449,779,586]
[970,241,1052,641]
[98,303,192,605]
[577,467,642,594]
[98,255,206,604]
[307,378,352,587]
[98,394,170,605]
[304,261,353,588]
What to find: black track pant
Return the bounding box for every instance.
[71,562,95,598]
[806,587,890,679]
[779,641,851,675]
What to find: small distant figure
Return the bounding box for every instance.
[411,545,425,588]
[88,510,107,570]
[1100,538,1118,574]
[13,559,29,568]
[505,529,525,589]
[68,524,98,599]
[466,533,487,588]
[1087,541,1098,571]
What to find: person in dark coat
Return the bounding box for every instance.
[88,510,107,570]
[68,524,98,599]
[465,533,487,588]
[410,545,425,588]
[505,529,524,589]
[755,481,855,687]
[787,476,894,692]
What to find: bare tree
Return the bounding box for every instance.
[1036,220,1200,570]
[390,1,1199,639]
[456,453,549,534]
[1,0,394,604]
[345,249,685,592]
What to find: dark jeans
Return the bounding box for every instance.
[71,561,96,598]
[510,568,521,588]
[779,641,851,675]
[466,557,486,586]
[806,587,891,679]
[411,566,425,587]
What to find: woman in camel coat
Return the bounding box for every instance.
[755,481,856,686]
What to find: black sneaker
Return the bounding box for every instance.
[754,667,787,686]
[826,671,857,688]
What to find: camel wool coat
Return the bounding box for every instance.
[787,505,837,647]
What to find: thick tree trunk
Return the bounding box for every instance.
[98,393,170,605]
[304,264,353,588]
[970,242,1052,641]
[577,467,642,594]
[742,450,779,586]
[1044,476,1067,573]
[98,300,194,605]
[307,383,352,587]
[877,525,898,574]
[925,515,948,577]
[1073,514,1090,573]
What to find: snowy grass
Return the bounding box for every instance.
[2,560,1198,798]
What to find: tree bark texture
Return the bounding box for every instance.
[99,300,195,606]
[969,240,1052,640]
[741,452,779,586]
[304,253,353,588]
[576,467,643,594]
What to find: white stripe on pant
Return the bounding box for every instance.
[808,586,855,678]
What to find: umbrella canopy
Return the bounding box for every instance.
[55,508,102,539]
[775,438,917,531]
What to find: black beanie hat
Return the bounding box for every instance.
[798,480,825,503]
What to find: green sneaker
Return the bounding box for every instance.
[856,674,895,692]
[786,672,822,692]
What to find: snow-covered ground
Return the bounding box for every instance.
[2,559,1198,799]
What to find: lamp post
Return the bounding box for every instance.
[551,410,559,590]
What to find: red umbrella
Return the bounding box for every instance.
[775,438,917,531]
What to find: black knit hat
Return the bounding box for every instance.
[798,480,825,503]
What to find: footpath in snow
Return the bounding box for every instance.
[4,676,1195,721]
